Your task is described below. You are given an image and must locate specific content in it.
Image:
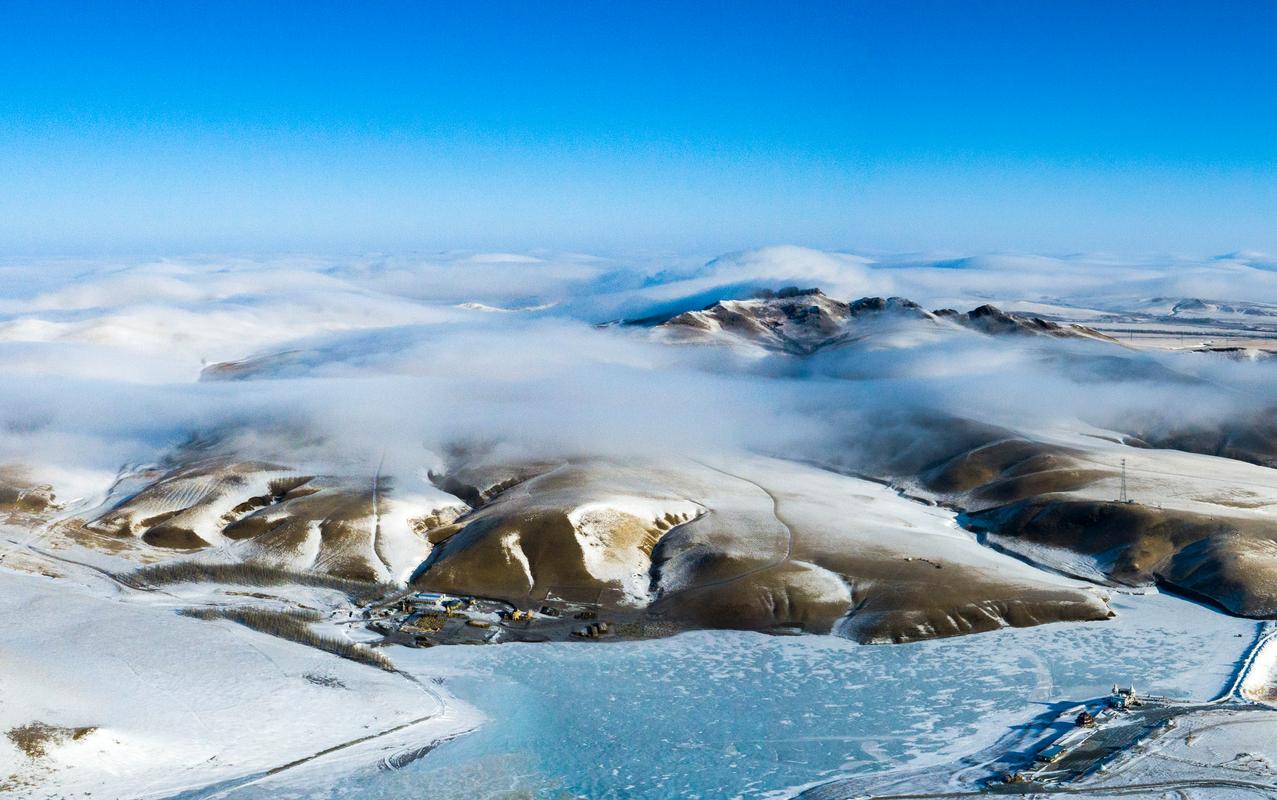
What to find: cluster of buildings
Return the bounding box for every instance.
[1003,685,1153,785]
[367,590,622,646]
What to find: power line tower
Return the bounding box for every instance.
[1119,458,1129,503]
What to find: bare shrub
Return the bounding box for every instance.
[6,722,96,759]
[121,561,394,605]
[178,606,394,671]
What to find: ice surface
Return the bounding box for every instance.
[202,592,1256,800]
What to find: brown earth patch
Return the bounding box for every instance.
[969,499,1277,616]
[6,722,96,759]
[142,525,209,549]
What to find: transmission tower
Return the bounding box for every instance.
[1119,458,1129,503]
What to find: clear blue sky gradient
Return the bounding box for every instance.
[2,1,1275,255]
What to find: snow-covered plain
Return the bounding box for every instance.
[1059,706,1277,799]
[0,553,478,799]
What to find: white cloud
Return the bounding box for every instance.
[5,246,1277,497]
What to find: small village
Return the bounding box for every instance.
[997,685,1189,788]
[364,590,682,647]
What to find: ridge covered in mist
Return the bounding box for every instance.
[7,246,1277,642]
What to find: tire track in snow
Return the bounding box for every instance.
[150,667,454,800]
[677,460,796,593]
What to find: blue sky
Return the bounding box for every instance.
[1,1,1275,255]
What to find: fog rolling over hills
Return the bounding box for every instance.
[12,247,1277,796]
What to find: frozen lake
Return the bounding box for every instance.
[214,592,1257,800]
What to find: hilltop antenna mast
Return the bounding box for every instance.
[1119,458,1129,503]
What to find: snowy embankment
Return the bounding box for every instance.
[1237,623,1277,702]
[0,548,477,799]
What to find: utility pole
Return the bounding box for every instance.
[1119,458,1129,503]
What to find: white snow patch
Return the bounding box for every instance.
[499,531,534,592]
[567,497,701,606]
